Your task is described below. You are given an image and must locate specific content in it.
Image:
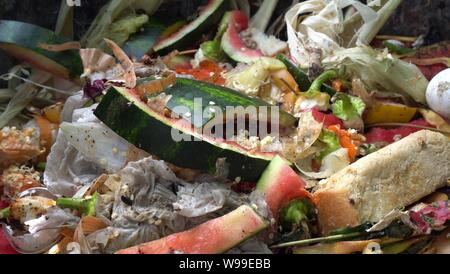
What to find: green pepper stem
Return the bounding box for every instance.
[0,207,10,219]
[280,199,310,225]
[307,70,338,94]
[56,193,98,216]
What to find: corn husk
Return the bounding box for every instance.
[285,0,380,68]
[80,0,164,50]
[250,0,279,32]
[285,0,428,104]
[285,0,402,66]
[324,46,428,104]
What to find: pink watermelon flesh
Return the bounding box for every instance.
[0,44,80,84]
[365,119,433,144]
[310,108,344,128]
[256,156,311,218]
[221,10,263,63]
[116,205,267,254]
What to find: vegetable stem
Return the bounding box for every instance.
[366,123,450,135]
[270,231,366,249]
[56,193,98,216]
[0,207,10,219]
[307,70,338,94]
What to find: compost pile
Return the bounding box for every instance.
[0,0,449,254]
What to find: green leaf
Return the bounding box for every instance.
[383,40,415,56]
[332,93,366,121]
[280,199,314,226]
[318,129,341,160]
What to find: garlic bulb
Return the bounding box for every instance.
[426,68,450,120]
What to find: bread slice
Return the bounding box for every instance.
[314,130,450,235]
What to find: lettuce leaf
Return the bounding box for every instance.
[318,129,341,160]
[332,93,366,121]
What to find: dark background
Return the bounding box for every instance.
[0,0,449,75]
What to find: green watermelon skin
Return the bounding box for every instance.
[0,20,82,81]
[94,86,280,181]
[153,0,230,55]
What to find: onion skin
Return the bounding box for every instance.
[426,68,450,120]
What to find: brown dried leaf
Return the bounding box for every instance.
[103,38,136,88]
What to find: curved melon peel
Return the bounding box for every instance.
[0,20,82,83]
[153,0,230,55]
[256,155,312,218]
[221,10,264,64]
[116,205,268,254]
[94,85,282,181]
[122,19,166,60]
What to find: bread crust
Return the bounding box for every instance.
[315,130,450,235]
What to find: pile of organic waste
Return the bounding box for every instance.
[0,0,449,254]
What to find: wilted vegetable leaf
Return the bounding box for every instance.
[332,93,366,121]
[318,130,341,160]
